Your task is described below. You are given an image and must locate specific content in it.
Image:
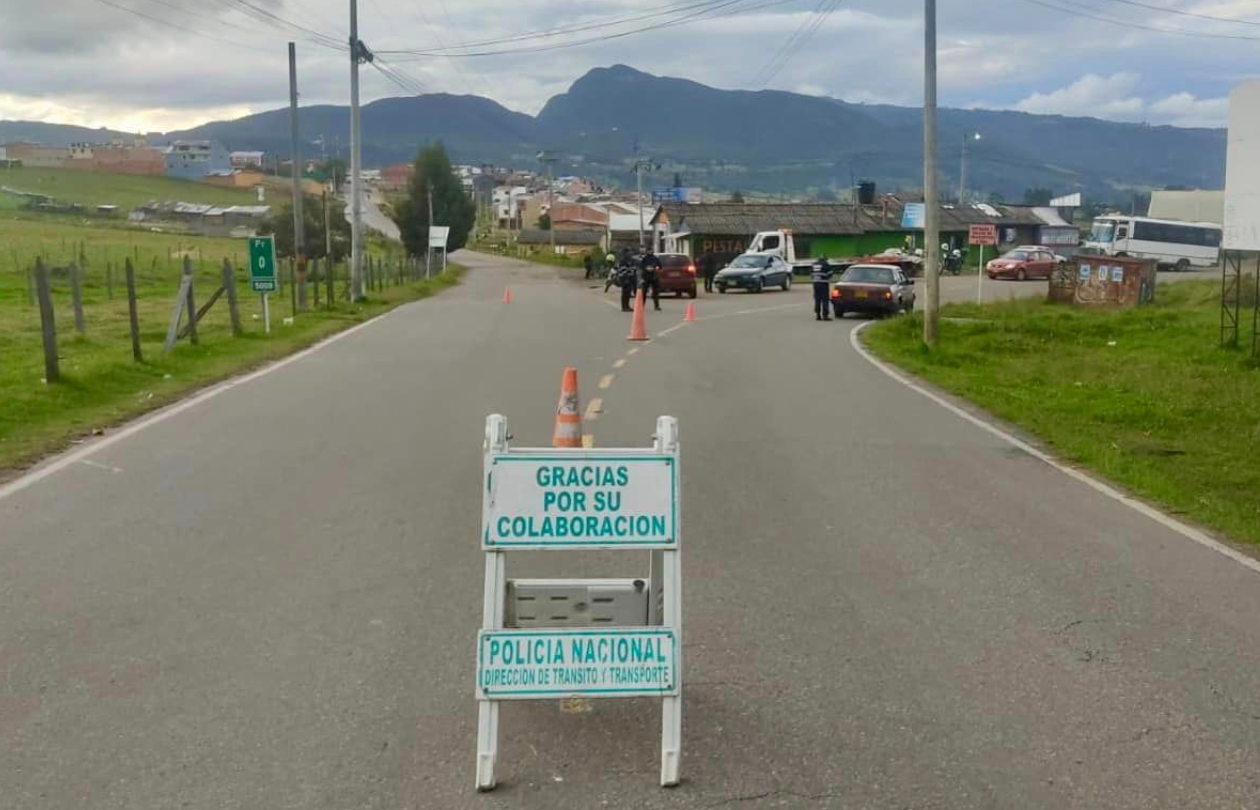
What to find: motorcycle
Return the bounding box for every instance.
[942,247,964,276]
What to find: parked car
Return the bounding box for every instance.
[715,254,793,293]
[986,247,1059,280]
[830,264,915,317]
[657,253,698,298]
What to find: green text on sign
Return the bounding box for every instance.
[248,236,278,293]
[482,453,677,549]
[477,628,678,699]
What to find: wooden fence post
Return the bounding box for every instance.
[183,256,199,346]
[311,258,321,308]
[327,257,335,307]
[34,260,59,383]
[70,262,86,336]
[125,258,142,362]
[290,258,297,318]
[222,258,242,336]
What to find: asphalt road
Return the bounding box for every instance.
[2,253,1258,810]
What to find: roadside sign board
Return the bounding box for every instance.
[429,225,450,250]
[248,236,277,293]
[483,452,677,550]
[969,223,998,245]
[476,628,678,699]
[901,202,925,229]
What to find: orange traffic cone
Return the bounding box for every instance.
[683,302,696,322]
[552,367,583,448]
[503,287,513,304]
[627,289,649,341]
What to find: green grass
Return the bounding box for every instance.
[0,165,258,211]
[862,280,1260,547]
[0,215,459,475]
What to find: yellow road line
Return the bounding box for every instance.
[627,347,640,356]
[599,374,614,390]
[584,398,603,420]
[613,358,627,369]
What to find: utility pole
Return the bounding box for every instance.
[959,131,980,205]
[537,151,558,254]
[323,186,332,261]
[288,43,306,297]
[923,0,940,346]
[348,0,369,302]
[426,180,434,277]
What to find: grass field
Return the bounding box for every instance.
[0,213,457,476]
[862,279,1260,547]
[0,166,259,211]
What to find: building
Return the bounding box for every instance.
[129,200,271,237]
[230,151,265,169]
[517,228,604,256]
[380,162,414,192]
[162,140,230,180]
[550,202,609,232]
[1148,190,1225,226]
[651,200,1076,259]
[63,141,165,176]
[3,143,72,168]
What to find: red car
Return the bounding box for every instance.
[986,247,1059,280]
[657,253,698,298]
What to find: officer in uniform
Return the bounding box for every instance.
[639,248,663,311]
[811,255,833,321]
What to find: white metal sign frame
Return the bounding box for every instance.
[475,414,683,791]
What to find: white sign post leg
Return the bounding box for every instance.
[262,293,271,335]
[654,415,682,787]
[476,414,509,791]
[975,244,985,304]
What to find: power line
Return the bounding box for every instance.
[1096,0,1260,28]
[751,0,843,87]
[87,0,260,50]
[378,0,797,58]
[1016,0,1260,40]
[217,0,347,50]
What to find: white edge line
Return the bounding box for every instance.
[849,320,1260,577]
[0,308,401,503]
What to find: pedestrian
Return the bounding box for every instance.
[618,258,637,311]
[702,253,717,293]
[640,248,663,311]
[583,253,594,280]
[811,255,833,321]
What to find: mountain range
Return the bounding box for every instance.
[1,65,1226,202]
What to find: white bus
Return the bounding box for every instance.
[1082,214,1221,270]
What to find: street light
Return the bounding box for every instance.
[959,131,981,205]
[537,150,558,254]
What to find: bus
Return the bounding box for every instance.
[1081,214,1221,271]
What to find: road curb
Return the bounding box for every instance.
[848,320,1260,578]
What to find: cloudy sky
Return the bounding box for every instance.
[0,0,1256,132]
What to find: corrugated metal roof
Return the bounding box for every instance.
[518,228,603,246]
[655,201,1061,237]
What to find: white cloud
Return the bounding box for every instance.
[1148,92,1229,127]
[1015,72,1146,119]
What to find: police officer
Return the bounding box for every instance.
[811,254,833,321]
[701,253,717,293]
[583,252,594,279]
[618,254,638,311]
[639,248,663,311]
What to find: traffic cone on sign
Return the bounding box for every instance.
[683,302,696,322]
[503,287,512,304]
[627,289,649,341]
[552,367,583,448]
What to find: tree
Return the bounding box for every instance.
[986,191,1005,205]
[537,212,551,230]
[309,158,347,185]
[394,142,476,257]
[730,190,745,203]
[258,194,351,261]
[1023,187,1053,206]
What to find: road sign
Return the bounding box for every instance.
[901,202,925,229]
[483,453,677,550]
[477,628,678,699]
[969,223,998,245]
[476,414,683,790]
[248,236,277,293]
[428,225,450,250]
